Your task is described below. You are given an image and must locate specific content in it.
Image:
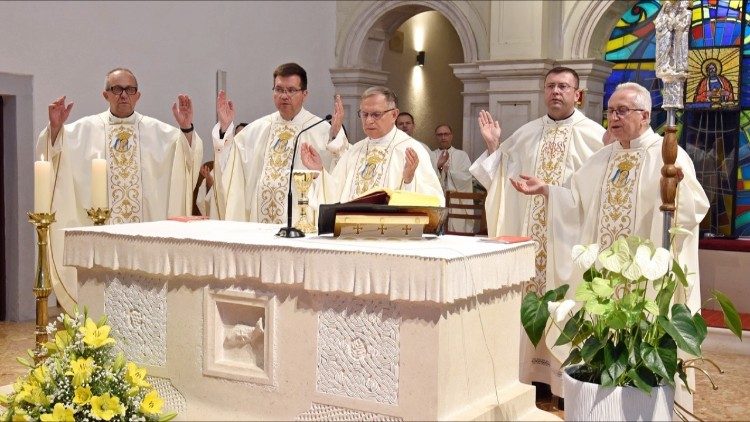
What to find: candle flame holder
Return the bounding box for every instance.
[27,211,56,363]
[86,207,111,226]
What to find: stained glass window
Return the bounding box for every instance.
[738,111,750,235]
[690,0,743,48]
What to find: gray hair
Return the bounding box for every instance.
[361,86,398,108]
[105,67,137,90]
[614,82,651,110]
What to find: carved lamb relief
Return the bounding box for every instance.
[204,288,275,385]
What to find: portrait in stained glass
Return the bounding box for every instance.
[686,48,740,109]
[736,112,750,235]
[689,0,742,48]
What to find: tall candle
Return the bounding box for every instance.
[34,156,52,213]
[91,156,107,208]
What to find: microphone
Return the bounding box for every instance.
[276,114,333,238]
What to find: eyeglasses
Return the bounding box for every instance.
[544,83,576,92]
[357,108,395,121]
[436,132,452,137]
[272,87,305,97]
[606,107,644,117]
[108,86,138,95]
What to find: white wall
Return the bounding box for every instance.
[0,0,338,320]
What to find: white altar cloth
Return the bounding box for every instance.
[64,220,534,304]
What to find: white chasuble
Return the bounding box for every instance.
[211,108,349,222]
[545,129,709,398]
[469,109,605,397]
[316,126,445,205]
[429,147,474,232]
[36,110,203,311]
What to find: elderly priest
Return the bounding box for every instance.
[36,67,203,310]
[300,86,444,205]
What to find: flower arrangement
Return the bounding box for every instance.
[521,233,743,395]
[0,308,175,421]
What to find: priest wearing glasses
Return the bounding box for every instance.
[35,67,203,310]
[300,85,444,205]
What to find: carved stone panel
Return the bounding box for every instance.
[296,402,402,421]
[104,272,167,367]
[203,287,275,385]
[146,375,186,415]
[316,296,400,405]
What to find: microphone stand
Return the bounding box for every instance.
[276,114,332,238]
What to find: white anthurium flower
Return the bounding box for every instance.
[639,247,672,281]
[668,226,693,237]
[572,243,600,270]
[622,260,642,281]
[598,248,629,273]
[554,299,576,323]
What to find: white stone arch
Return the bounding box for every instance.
[565,0,636,60]
[331,0,487,142]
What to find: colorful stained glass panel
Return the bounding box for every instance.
[742,57,750,107]
[686,48,740,110]
[605,0,661,61]
[690,0,742,48]
[737,111,750,235]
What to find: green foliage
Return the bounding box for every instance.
[520,235,743,395]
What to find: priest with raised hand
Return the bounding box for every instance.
[211,62,349,222]
[510,82,709,405]
[469,66,605,397]
[299,86,444,206]
[36,67,203,311]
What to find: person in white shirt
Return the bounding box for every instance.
[429,124,474,232]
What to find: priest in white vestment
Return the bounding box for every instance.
[396,111,434,154]
[429,124,474,233]
[469,67,605,396]
[210,63,348,222]
[35,68,203,311]
[511,82,709,409]
[300,86,444,206]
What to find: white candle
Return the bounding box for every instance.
[91,156,107,208]
[34,156,52,213]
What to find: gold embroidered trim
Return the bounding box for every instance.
[258,123,298,224]
[107,124,143,224]
[596,150,643,248]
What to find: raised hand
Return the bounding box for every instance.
[216,90,235,132]
[48,96,74,142]
[437,150,449,171]
[200,164,214,190]
[300,142,323,171]
[478,109,502,153]
[509,174,548,197]
[172,94,193,130]
[403,147,419,184]
[329,94,344,140]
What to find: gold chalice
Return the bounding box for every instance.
[293,169,319,233]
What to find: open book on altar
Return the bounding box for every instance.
[317,188,447,238]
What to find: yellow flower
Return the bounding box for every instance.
[65,357,95,387]
[32,365,50,385]
[15,381,49,406]
[125,362,151,390]
[79,318,116,349]
[73,386,93,405]
[10,408,30,421]
[139,389,164,415]
[89,393,125,421]
[40,403,75,421]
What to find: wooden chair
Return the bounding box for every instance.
[444,190,488,236]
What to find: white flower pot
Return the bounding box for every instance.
[563,365,675,421]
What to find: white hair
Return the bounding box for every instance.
[614,82,651,110]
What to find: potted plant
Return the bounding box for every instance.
[0,308,175,421]
[521,233,743,420]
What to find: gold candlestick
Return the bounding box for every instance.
[86,207,111,226]
[293,170,319,233]
[27,211,56,363]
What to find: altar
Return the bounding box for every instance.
[63,220,551,421]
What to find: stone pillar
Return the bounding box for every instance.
[450,63,488,160]
[329,68,389,142]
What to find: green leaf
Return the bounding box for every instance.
[627,368,653,395]
[574,282,596,302]
[606,309,628,330]
[640,339,677,383]
[713,291,743,340]
[15,357,33,368]
[521,292,549,348]
[693,313,707,346]
[644,300,659,316]
[655,279,676,317]
[667,304,702,356]
[585,300,612,316]
[97,314,109,327]
[591,277,614,298]
[159,412,178,422]
[561,347,582,368]
[583,267,601,282]
[550,284,570,302]
[555,309,583,346]
[601,351,627,387]
[672,260,688,287]
[572,320,593,345]
[580,336,604,364]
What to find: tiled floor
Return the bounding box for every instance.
[1,316,747,420]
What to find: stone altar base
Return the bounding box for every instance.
[76,268,545,421]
